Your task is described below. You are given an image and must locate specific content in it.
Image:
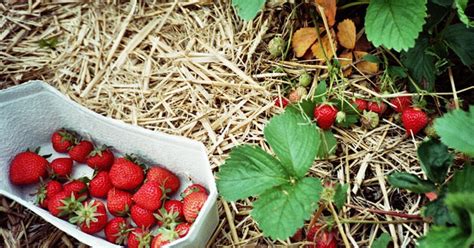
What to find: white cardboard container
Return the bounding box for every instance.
[0,81,218,248]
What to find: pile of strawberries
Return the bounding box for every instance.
[8,129,209,247]
[276,95,428,136]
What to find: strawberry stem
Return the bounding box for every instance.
[345,203,423,220]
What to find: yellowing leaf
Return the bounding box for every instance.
[311,31,337,60]
[354,51,379,74]
[337,19,356,49]
[339,52,353,76]
[292,27,319,57]
[315,0,337,27]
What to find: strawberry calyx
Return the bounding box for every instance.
[58,129,78,144]
[25,147,52,159]
[113,223,132,245]
[58,193,86,217]
[89,144,112,157]
[154,207,181,229]
[151,227,178,243]
[35,181,47,206]
[124,154,147,169]
[70,200,103,228]
[132,228,152,247]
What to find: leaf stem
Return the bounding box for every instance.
[340,219,424,224]
[346,203,424,220]
[308,204,325,231]
[328,202,351,248]
[339,1,370,10]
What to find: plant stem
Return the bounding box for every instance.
[339,0,370,10]
[308,204,325,231]
[328,202,351,248]
[346,203,424,220]
[341,219,424,224]
[448,67,460,109]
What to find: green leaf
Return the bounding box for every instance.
[232,0,266,21]
[264,111,320,178]
[387,66,408,80]
[287,99,316,119]
[333,183,349,209]
[448,166,474,193]
[442,24,474,66]
[423,196,453,225]
[372,232,392,248]
[444,192,474,233]
[216,145,289,201]
[313,81,327,103]
[417,139,453,183]
[362,54,381,63]
[365,0,427,52]
[335,101,359,128]
[251,177,323,240]
[402,37,436,91]
[316,130,337,159]
[387,172,436,193]
[426,1,451,30]
[418,226,468,248]
[455,0,474,27]
[432,0,453,6]
[434,107,474,156]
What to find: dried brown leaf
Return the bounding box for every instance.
[354,35,372,52]
[339,52,353,76]
[315,0,337,27]
[337,19,356,49]
[354,51,379,74]
[292,27,319,57]
[311,31,337,60]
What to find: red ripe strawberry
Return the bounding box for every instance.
[47,191,83,217]
[37,180,63,208]
[181,184,207,198]
[183,192,208,223]
[105,217,130,245]
[390,96,412,113]
[50,157,73,178]
[132,181,163,211]
[127,228,151,248]
[131,205,156,228]
[175,223,191,238]
[306,224,337,248]
[164,200,184,221]
[107,188,133,216]
[63,179,88,199]
[109,157,144,191]
[401,107,428,135]
[146,166,180,195]
[68,140,94,163]
[274,96,289,108]
[367,101,387,115]
[353,99,368,111]
[89,171,112,198]
[51,130,75,153]
[9,151,48,185]
[70,200,108,234]
[151,229,178,248]
[86,146,114,171]
[314,104,339,130]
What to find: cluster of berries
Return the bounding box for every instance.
[9,129,209,247]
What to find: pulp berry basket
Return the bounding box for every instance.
[0,81,219,247]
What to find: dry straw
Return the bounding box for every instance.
[1,0,465,247]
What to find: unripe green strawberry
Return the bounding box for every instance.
[268,37,285,57]
[288,87,308,103]
[298,71,312,87]
[361,110,379,129]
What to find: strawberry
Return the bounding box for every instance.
[50,157,73,178]
[306,224,337,248]
[401,107,428,135]
[107,188,133,216]
[68,140,94,163]
[390,96,412,113]
[109,157,144,191]
[274,96,289,108]
[291,228,304,242]
[36,180,63,209]
[132,181,163,211]
[314,104,339,130]
[127,227,151,248]
[146,167,181,195]
[155,201,183,228]
[70,200,108,234]
[151,229,178,248]
[183,192,208,223]
[9,151,49,185]
[63,179,88,199]
[175,222,191,238]
[86,146,114,171]
[51,130,75,153]
[131,204,156,228]
[89,171,112,198]
[353,99,368,112]
[105,217,130,245]
[47,191,84,218]
[181,184,207,198]
[367,101,387,115]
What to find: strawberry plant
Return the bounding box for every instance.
[388,106,474,247]
[216,108,347,240]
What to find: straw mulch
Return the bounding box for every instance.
[0,1,445,247]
